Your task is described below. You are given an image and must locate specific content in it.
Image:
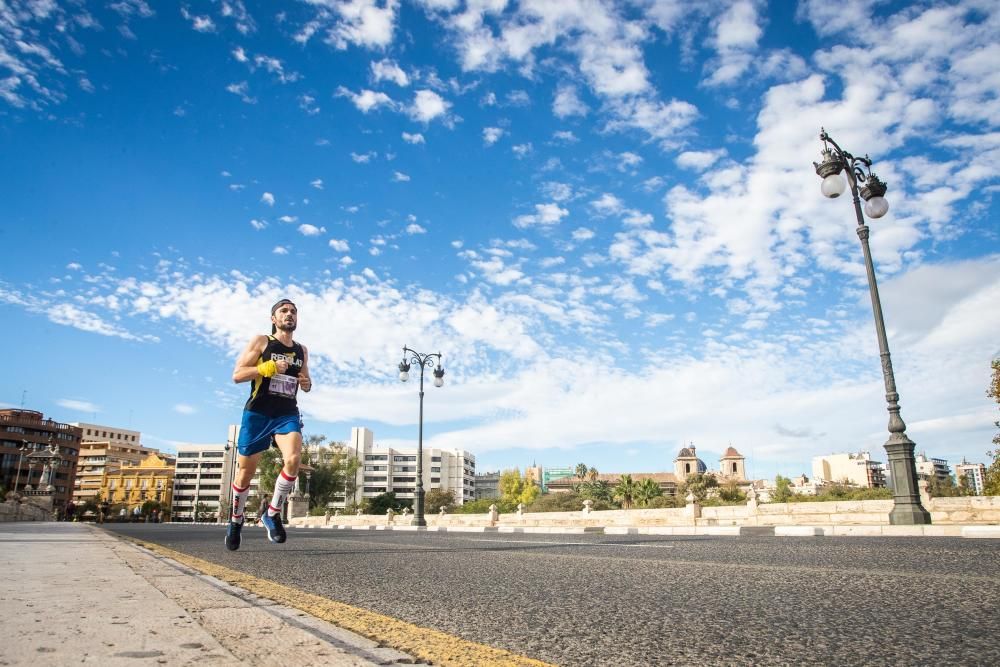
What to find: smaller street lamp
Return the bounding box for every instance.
[398,346,445,527]
[13,440,31,493]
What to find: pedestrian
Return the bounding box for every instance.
[225,299,312,551]
[132,506,141,523]
[119,507,127,522]
[98,500,110,524]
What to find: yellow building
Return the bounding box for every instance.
[73,440,159,504]
[101,452,176,518]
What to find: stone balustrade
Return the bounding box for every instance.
[291,495,1000,530]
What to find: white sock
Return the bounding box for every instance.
[231,483,250,524]
[268,470,296,517]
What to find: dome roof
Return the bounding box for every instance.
[677,447,694,458]
[722,446,742,458]
[696,458,707,473]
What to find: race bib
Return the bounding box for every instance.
[268,373,298,398]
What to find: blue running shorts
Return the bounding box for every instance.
[237,411,303,456]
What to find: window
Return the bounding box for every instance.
[431,477,440,483]
[393,456,416,462]
[364,476,386,482]
[392,477,416,483]
[365,455,388,461]
[431,467,440,473]
[102,431,107,437]
[86,429,91,435]
[363,486,387,493]
[141,480,148,490]
[178,452,199,458]
[364,465,386,471]
[395,466,416,472]
[431,456,441,462]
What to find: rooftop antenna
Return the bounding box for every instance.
[20,390,27,409]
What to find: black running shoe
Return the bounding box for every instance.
[225,521,243,551]
[261,511,286,543]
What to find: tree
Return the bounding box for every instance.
[305,441,360,511]
[587,467,598,482]
[926,474,961,498]
[718,480,747,503]
[193,502,209,522]
[771,475,793,503]
[499,469,540,509]
[633,478,663,507]
[985,358,1000,495]
[614,474,637,509]
[425,488,456,513]
[575,463,588,481]
[368,492,410,515]
[257,446,284,502]
[679,473,719,502]
[577,479,615,503]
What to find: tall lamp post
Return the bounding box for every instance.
[813,128,931,525]
[397,346,445,527]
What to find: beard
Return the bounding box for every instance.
[276,320,297,332]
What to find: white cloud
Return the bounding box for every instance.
[590,193,625,216]
[393,171,410,182]
[278,215,298,224]
[336,86,395,113]
[57,398,100,413]
[225,81,256,104]
[324,0,399,50]
[371,58,409,86]
[409,89,450,123]
[513,203,569,229]
[329,239,350,252]
[261,192,275,206]
[66,262,82,270]
[173,403,196,415]
[402,132,425,144]
[572,227,595,241]
[676,149,727,171]
[351,151,377,163]
[250,219,267,231]
[272,246,289,255]
[232,47,249,63]
[483,126,504,145]
[298,224,326,236]
[512,142,532,158]
[553,84,588,118]
[406,223,427,234]
[552,130,578,143]
[310,179,323,189]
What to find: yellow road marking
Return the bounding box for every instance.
[122,536,555,667]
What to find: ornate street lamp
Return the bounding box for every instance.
[814,128,931,525]
[397,346,445,527]
[13,440,31,492]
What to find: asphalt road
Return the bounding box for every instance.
[103,524,1000,666]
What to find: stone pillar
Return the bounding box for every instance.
[583,499,593,514]
[487,504,498,527]
[286,492,308,520]
[386,508,395,525]
[684,491,701,524]
[516,503,524,518]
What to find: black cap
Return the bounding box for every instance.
[270,299,296,333]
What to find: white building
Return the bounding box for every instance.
[72,422,141,446]
[172,442,238,522]
[811,451,886,488]
[915,453,951,483]
[954,460,986,495]
[348,427,475,507]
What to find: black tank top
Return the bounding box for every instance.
[245,336,304,417]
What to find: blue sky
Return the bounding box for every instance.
[1,0,998,481]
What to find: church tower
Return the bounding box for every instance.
[719,445,746,481]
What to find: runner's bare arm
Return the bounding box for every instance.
[299,345,312,392]
[232,335,275,383]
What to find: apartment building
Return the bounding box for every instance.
[1,409,81,511]
[811,451,886,488]
[172,443,236,522]
[474,471,500,500]
[954,459,987,495]
[915,453,952,483]
[347,427,475,508]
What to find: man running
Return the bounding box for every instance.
[226,299,312,551]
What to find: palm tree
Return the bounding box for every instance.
[575,463,588,481]
[633,478,663,507]
[588,467,598,482]
[614,474,637,509]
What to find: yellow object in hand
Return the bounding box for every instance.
[257,360,277,378]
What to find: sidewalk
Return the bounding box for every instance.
[0,522,415,666]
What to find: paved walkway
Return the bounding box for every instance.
[0,522,415,666]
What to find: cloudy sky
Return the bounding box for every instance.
[1,0,997,480]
